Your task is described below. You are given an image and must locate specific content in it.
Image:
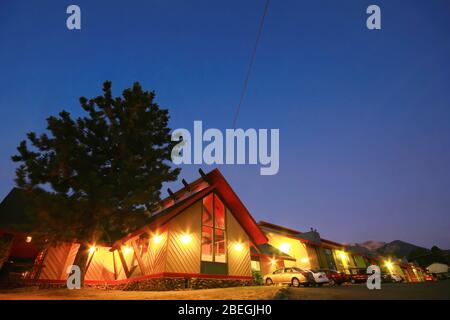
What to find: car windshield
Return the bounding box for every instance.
[291,268,303,272]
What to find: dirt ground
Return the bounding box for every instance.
[0,285,282,300]
[0,281,449,300]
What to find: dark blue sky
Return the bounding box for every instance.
[1,1,449,248]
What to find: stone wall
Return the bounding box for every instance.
[122,277,252,291]
[33,277,253,291]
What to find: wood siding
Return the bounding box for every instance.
[166,200,202,274]
[226,207,251,277]
[85,246,116,281]
[39,243,79,280]
[141,229,168,275]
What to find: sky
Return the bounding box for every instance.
[0,0,449,249]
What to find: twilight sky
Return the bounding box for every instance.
[1,0,449,248]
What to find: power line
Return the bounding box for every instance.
[232,0,270,128]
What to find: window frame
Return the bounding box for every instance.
[201,193,227,264]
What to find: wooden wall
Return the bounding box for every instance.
[39,243,79,280]
[165,200,202,274]
[85,246,117,281]
[226,207,251,277]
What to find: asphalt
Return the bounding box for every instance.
[278,281,450,300]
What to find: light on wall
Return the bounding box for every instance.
[300,257,309,264]
[278,243,291,254]
[153,234,163,245]
[234,242,244,251]
[180,233,192,245]
[385,260,393,270]
[25,236,32,243]
[123,246,133,255]
[338,251,348,262]
[89,246,97,255]
[270,258,277,266]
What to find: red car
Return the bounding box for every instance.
[348,268,369,284]
[424,273,436,282]
[318,269,349,285]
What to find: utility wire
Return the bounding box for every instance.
[232,0,270,128]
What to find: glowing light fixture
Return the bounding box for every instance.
[338,251,348,261]
[385,261,393,269]
[278,243,291,254]
[89,246,97,255]
[300,257,309,264]
[270,258,277,266]
[180,233,192,245]
[123,246,133,255]
[25,236,32,243]
[153,234,163,245]
[234,242,243,251]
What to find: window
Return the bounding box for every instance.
[201,193,226,263]
[273,268,283,274]
[251,260,261,271]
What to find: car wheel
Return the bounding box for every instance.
[329,280,336,286]
[265,278,273,286]
[351,279,356,284]
[291,278,300,287]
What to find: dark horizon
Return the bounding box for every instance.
[1,0,449,249]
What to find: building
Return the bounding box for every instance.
[1,169,427,289]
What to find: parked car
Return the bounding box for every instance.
[424,273,437,282]
[304,269,329,286]
[318,269,349,286]
[381,273,403,283]
[348,268,369,284]
[263,267,310,287]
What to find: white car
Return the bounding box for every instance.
[305,269,330,286]
[263,267,310,287]
[391,274,404,283]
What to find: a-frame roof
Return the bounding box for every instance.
[113,169,268,248]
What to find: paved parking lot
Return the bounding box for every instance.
[279,281,450,300]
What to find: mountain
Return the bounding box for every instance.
[356,240,450,267]
[354,240,386,252]
[376,240,429,259]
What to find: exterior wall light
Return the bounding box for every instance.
[89,246,97,255]
[234,242,243,251]
[123,246,133,255]
[278,243,291,254]
[25,236,32,243]
[153,234,163,245]
[180,234,192,245]
[300,257,309,264]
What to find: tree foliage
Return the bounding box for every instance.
[12,81,180,245]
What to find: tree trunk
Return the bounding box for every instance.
[72,242,90,287]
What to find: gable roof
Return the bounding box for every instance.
[258,220,323,246]
[113,169,268,248]
[0,188,34,232]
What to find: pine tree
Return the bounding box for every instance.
[12,81,180,285]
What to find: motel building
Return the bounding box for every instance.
[0,169,426,290]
